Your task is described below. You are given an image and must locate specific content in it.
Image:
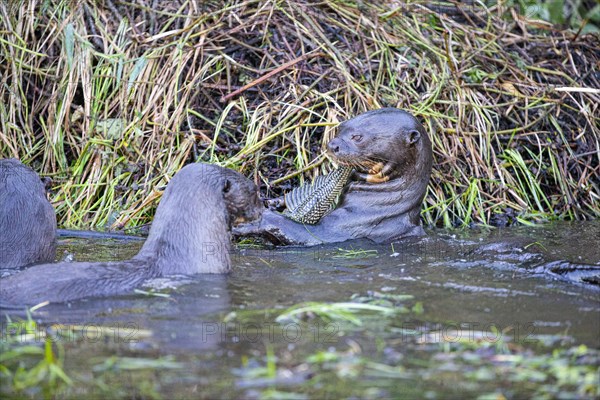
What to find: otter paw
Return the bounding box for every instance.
[232,220,262,236]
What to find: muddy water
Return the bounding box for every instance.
[2,221,599,398]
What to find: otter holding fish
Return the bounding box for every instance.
[234,108,433,245]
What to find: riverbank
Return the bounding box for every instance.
[1,1,598,231]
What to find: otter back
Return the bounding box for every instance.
[0,159,57,269]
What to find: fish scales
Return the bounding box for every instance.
[284,166,353,224]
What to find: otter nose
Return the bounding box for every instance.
[327,138,341,154]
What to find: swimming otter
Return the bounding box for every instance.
[233,108,433,245]
[0,163,262,305]
[0,159,57,269]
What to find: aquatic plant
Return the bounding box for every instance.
[235,307,600,399]
[276,302,399,325]
[0,312,182,398]
[332,247,379,259]
[0,312,72,395]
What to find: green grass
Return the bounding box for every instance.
[0,312,72,394]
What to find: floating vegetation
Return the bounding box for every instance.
[0,313,178,398]
[351,291,417,312]
[276,301,401,325]
[332,248,379,259]
[133,288,172,298]
[0,313,72,395]
[92,356,183,373]
[232,325,600,399]
[2,290,598,398]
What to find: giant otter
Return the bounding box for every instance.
[0,163,262,305]
[0,159,57,269]
[234,108,433,245]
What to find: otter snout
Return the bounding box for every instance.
[327,138,343,155]
[327,137,358,162]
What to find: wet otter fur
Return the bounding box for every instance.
[234,108,433,245]
[0,163,262,305]
[0,159,57,269]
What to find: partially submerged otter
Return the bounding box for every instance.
[0,159,57,269]
[0,163,262,305]
[234,108,433,245]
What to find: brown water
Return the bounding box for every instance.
[2,221,599,398]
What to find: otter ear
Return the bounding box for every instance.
[407,129,421,144]
[40,177,53,192]
[222,179,231,194]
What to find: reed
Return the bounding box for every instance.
[1,0,598,231]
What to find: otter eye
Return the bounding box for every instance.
[351,134,363,143]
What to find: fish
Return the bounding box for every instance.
[283,165,353,224]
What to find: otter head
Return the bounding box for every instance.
[327,108,432,184]
[220,169,263,227]
[140,163,263,275]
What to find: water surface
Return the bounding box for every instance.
[2,221,599,398]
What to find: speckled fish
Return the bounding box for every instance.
[283,165,353,224]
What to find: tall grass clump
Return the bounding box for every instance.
[0,0,598,231]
